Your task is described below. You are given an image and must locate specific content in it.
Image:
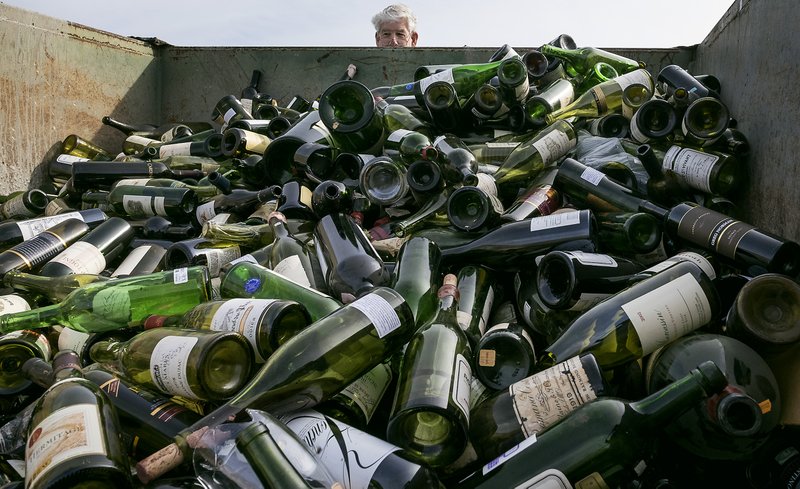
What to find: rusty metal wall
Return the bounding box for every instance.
[692,0,800,243]
[0,4,159,192]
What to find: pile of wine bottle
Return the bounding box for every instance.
[1,35,799,489]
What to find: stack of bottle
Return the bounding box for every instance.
[0,37,798,489]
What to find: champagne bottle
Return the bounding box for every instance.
[458,361,727,488]
[281,410,444,489]
[440,209,597,271]
[311,180,353,218]
[220,262,341,322]
[646,333,781,460]
[665,202,800,276]
[107,185,198,223]
[455,265,498,348]
[0,266,213,334]
[432,134,479,186]
[89,327,252,401]
[390,236,442,328]
[474,320,536,391]
[387,274,472,467]
[406,159,445,205]
[469,354,607,462]
[722,274,800,356]
[38,217,134,277]
[0,329,51,395]
[538,44,641,79]
[110,244,167,278]
[313,213,388,302]
[539,258,719,370]
[377,100,433,137]
[25,351,133,489]
[152,297,311,363]
[71,161,204,192]
[52,326,137,367]
[0,218,89,276]
[319,80,385,153]
[267,211,325,291]
[545,69,655,124]
[260,110,336,186]
[165,238,242,278]
[135,287,415,483]
[423,81,466,133]
[0,190,48,221]
[536,250,644,310]
[656,64,720,101]
[0,209,107,251]
[492,120,577,196]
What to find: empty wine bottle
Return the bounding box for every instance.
[267,211,325,291]
[61,134,113,161]
[657,64,720,101]
[0,209,107,251]
[261,110,335,186]
[474,320,536,391]
[659,143,744,197]
[0,329,51,396]
[319,80,385,154]
[469,354,607,462]
[390,236,442,328]
[432,134,479,186]
[71,161,204,192]
[25,350,133,489]
[446,176,504,232]
[211,94,253,129]
[0,190,48,221]
[423,81,466,133]
[629,98,678,143]
[110,244,167,278]
[454,264,497,348]
[317,361,393,430]
[0,218,89,277]
[3,270,109,304]
[387,274,472,467]
[359,156,409,206]
[500,167,562,222]
[538,44,641,79]
[38,217,134,277]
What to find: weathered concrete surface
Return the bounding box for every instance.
[692,0,800,242]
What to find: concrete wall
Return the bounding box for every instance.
[692,0,800,242]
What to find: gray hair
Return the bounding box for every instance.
[371,4,417,33]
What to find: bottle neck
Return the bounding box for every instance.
[0,303,63,334]
[88,339,122,365]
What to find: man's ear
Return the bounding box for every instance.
[375,32,381,46]
[411,32,419,47]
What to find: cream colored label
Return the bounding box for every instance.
[44,199,70,217]
[126,135,153,147]
[479,349,496,367]
[195,201,217,225]
[203,246,241,277]
[91,287,131,323]
[226,253,258,267]
[419,69,455,94]
[663,146,718,194]
[49,241,107,274]
[18,212,86,241]
[240,98,253,114]
[531,129,575,165]
[150,336,199,399]
[510,355,598,438]
[629,113,650,143]
[387,128,412,144]
[58,326,91,354]
[567,293,611,311]
[272,255,311,288]
[615,69,653,92]
[350,294,402,338]
[452,354,472,420]
[642,251,716,280]
[158,143,191,158]
[111,245,152,277]
[122,194,154,217]
[620,272,712,355]
[25,403,106,488]
[340,363,392,423]
[116,178,151,187]
[153,196,167,217]
[0,294,31,315]
[530,211,580,232]
[210,298,276,363]
[514,469,572,489]
[579,166,605,186]
[2,194,33,219]
[475,172,500,198]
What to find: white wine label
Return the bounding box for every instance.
[419,69,455,94]
[579,166,605,186]
[456,310,473,332]
[57,326,91,354]
[111,245,152,277]
[673,251,716,280]
[452,354,472,420]
[0,294,31,315]
[126,135,153,147]
[173,267,189,284]
[530,211,580,232]
[210,298,276,363]
[615,69,653,92]
[240,98,253,114]
[91,287,131,323]
[123,195,154,217]
[208,212,232,224]
[158,143,192,158]
[475,172,500,198]
[153,196,168,217]
[485,142,520,149]
[244,135,270,154]
[469,375,489,409]
[350,293,402,339]
[531,128,575,165]
[2,194,34,219]
[116,178,150,187]
[25,403,106,488]
[203,246,241,277]
[513,468,572,489]
[629,114,650,143]
[510,355,598,438]
[340,363,392,423]
[482,433,539,476]
[195,201,217,225]
[281,410,399,489]
[620,272,712,355]
[222,107,237,124]
[44,199,69,217]
[566,251,618,267]
[56,154,87,164]
[386,128,412,144]
[226,253,258,267]
[567,293,611,312]
[663,146,718,194]
[272,255,311,288]
[150,335,200,399]
[480,286,495,336]
[17,211,86,241]
[49,241,107,275]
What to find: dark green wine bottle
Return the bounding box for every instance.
[390,237,442,328]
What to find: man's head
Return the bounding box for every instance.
[372,4,418,47]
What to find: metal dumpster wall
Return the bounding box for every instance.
[0,4,160,192]
[692,0,800,242]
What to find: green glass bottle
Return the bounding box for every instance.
[474,320,537,391]
[469,354,607,462]
[458,361,727,489]
[220,262,341,322]
[0,190,48,221]
[387,274,472,467]
[200,221,275,250]
[454,265,498,348]
[0,329,51,396]
[539,258,719,370]
[538,44,641,78]
[500,167,562,222]
[390,237,442,328]
[89,327,252,401]
[523,78,576,127]
[595,210,664,256]
[267,211,326,292]
[25,350,133,489]
[3,270,110,303]
[492,120,577,198]
[317,361,393,430]
[318,80,385,153]
[432,134,479,186]
[0,266,213,334]
[107,185,198,223]
[376,99,433,137]
[383,129,435,163]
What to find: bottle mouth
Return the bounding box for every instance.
[730,273,800,345]
[536,252,576,309]
[713,393,763,437]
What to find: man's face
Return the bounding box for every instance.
[375,20,418,47]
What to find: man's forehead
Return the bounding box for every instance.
[378,20,410,32]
